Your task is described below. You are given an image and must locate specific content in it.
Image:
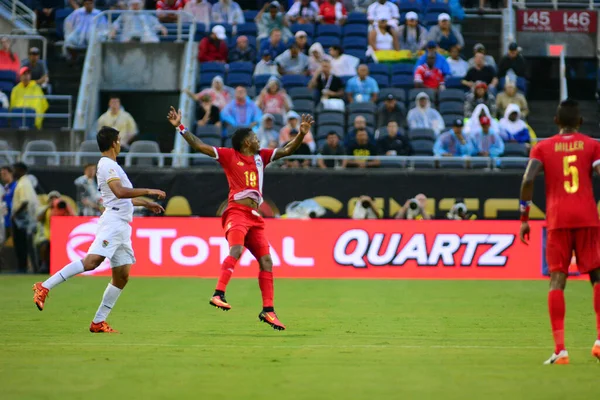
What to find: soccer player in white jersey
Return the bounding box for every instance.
[32,127,166,333]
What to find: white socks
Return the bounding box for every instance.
[42,260,85,290]
[93,283,122,324]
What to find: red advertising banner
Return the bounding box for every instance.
[516,10,597,33]
[50,217,546,279]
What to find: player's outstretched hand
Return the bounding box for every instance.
[519,222,530,245]
[147,189,166,199]
[167,106,182,127]
[146,201,165,215]
[299,114,314,135]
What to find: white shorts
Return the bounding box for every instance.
[87,218,136,268]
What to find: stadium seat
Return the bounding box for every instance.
[198,72,223,88]
[200,62,226,74]
[411,139,434,155]
[397,0,423,13]
[443,113,463,127]
[289,87,316,101]
[342,37,368,50]
[195,125,221,142]
[343,24,368,38]
[391,75,414,89]
[76,140,100,166]
[11,108,35,129]
[228,61,254,74]
[0,108,8,128]
[338,75,353,86]
[439,102,464,115]
[424,13,441,27]
[445,77,468,90]
[348,102,377,115]
[367,63,390,76]
[0,70,17,82]
[281,75,309,89]
[439,89,466,103]
[22,140,59,165]
[408,88,436,103]
[317,124,345,139]
[194,30,207,42]
[226,72,252,87]
[378,88,407,104]
[498,158,528,169]
[253,74,272,91]
[293,99,315,115]
[0,81,14,95]
[346,12,368,25]
[317,112,345,126]
[315,36,341,48]
[503,142,529,157]
[408,128,436,142]
[372,74,390,88]
[344,49,367,64]
[126,141,163,167]
[391,63,416,76]
[348,113,376,129]
[236,23,258,37]
[499,76,527,93]
[290,24,315,38]
[426,2,451,13]
[438,159,468,169]
[316,24,342,38]
[55,8,73,40]
[243,10,258,22]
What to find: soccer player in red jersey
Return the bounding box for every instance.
[520,99,600,364]
[167,107,314,331]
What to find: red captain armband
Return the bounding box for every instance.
[178,124,187,135]
[519,200,531,222]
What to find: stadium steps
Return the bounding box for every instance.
[459,15,503,62]
[528,100,599,138]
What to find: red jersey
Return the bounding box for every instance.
[156,0,184,10]
[319,2,347,24]
[214,147,277,205]
[530,132,600,230]
[413,64,444,89]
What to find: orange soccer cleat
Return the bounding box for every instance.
[259,311,286,331]
[592,340,600,361]
[89,321,119,333]
[209,294,231,311]
[543,350,569,365]
[32,282,49,311]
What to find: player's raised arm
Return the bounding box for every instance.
[168,106,217,158]
[107,179,166,200]
[273,114,315,161]
[519,158,543,244]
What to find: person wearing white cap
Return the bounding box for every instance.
[426,12,464,52]
[211,0,244,25]
[287,0,319,24]
[279,110,316,152]
[255,1,292,41]
[367,0,399,29]
[397,11,428,53]
[110,0,167,43]
[198,25,228,62]
[294,31,310,55]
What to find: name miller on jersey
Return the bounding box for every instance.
[555,141,585,153]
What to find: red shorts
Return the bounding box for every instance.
[221,203,270,259]
[547,227,600,274]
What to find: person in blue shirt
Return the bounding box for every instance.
[259,28,287,61]
[470,116,504,157]
[345,64,380,103]
[415,41,451,76]
[433,119,473,157]
[220,86,263,133]
[1,165,17,233]
[498,103,531,145]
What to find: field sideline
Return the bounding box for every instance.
[1,276,598,399]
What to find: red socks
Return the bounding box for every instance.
[258,271,274,308]
[215,255,238,292]
[548,289,566,354]
[594,284,600,341]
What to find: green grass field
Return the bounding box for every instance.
[1,276,599,399]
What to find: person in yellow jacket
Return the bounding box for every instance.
[10,66,49,129]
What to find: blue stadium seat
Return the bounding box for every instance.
[194,30,207,42]
[210,23,233,37]
[499,76,527,94]
[344,49,367,64]
[408,128,436,142]
[391,63,415,76]
[439,89,465,103]
[11,108,35,129]
[424,13,441,27]
[343,24,368,38]
[226,72,252,87]
[315,36,341,48]
[445,76,468,90]
[254,74,272,91]
[316,24,342,38]
[372,74,390,89]
[397,0,423,13]
[243,10,258,22]
[195,23,206,33]
[200,62,226,74]
[443,113,463,127]
[0,107,8,128]
[391,75,414,89]
[0,81,14,94]
[425,2,451,14]
[343,37,368,50]
[55,8,73,40]
[281,75,309,89]
[338,75,353,86]
[229,61,254,74]
[0,70,17,82]
[439,102,463,115]
[411,139,434,155]
[367,63,390,76]
[199,72,223,88]
[346,12,368,25]
[290,24,315,38]
[503,142,528,157]
[379,88,407,104]
[237,23,258,37]
[160,35,179,42]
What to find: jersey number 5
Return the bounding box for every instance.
[244,171,257,188]
[563,155,579,194]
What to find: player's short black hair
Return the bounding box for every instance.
[97,126,120,152]
[330,45,343,54]
[109,94,120,100]
[231,128,253,151]
[556,99,581,129]
[13,161,28,173]
[327,131,339,137]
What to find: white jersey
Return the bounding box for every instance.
[96,157,134,222]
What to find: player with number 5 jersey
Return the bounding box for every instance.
[168,106,314,330]
[519,99,600,365]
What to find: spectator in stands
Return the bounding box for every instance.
[395,194,431,220]
[74,164,102,217]
[464,103,498,135]
[96,95,139,147]
[184,0,212,28]
[415,41,451,77]
[347,128,380,168]
[256,76,292,117]
[11,162,39,274]
[378,121,412,156]
[318,0,347,25]
[468,43,497,71]
[228,36,256,62]
[275,43,309,75]
[368,18,399,53]
[414,53,446,91]
[111,0,168,42]
[352,196,383,219]
[282,128,312,168]
[495,80,528,118]
[198,25,228,62]
[407,92,445,135]
[260,28,287,60]
[462,52,498,91]
[498,42,527,79]
[464,81,496,118]
[470,116,504,157]
[1,166,16,239]
[10,67,49,129]
[196,94,221,127]
[0,37,20,77]
[64,0,105,55]
[433,118,473,157]
[157,0,184,22]
[344,0,370,12]
[0,89,8,109]
[367,0,400,30]
[256,1,292,41]
[279,110,316,151]
[309,59,344,106]
[36,190,75,273]
[221,86,262,130]
[329,45,359,77]
[427,13,464,52]
[36,0,62,29]
[21,47,50,93]
[498,104,531,145]
[211,0,244,26]
[318,131,347,169]
[446,45,469,78]
[377,94,404,128]
[186,75,232,110]
[254,50,280,77]
[346,115,375,147]
[287,0,320,24]
[307,42,332,76]
[294,31,310,55]
[397,12,428,53]
[346,64,379,103]
[256,113,280,148]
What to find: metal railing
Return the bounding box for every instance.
[516,0,599,8]
[503,0,516,53]
[1,34,47,60]
[0,95,72,129]
[0,0,36,30]
[559,50,568,100]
